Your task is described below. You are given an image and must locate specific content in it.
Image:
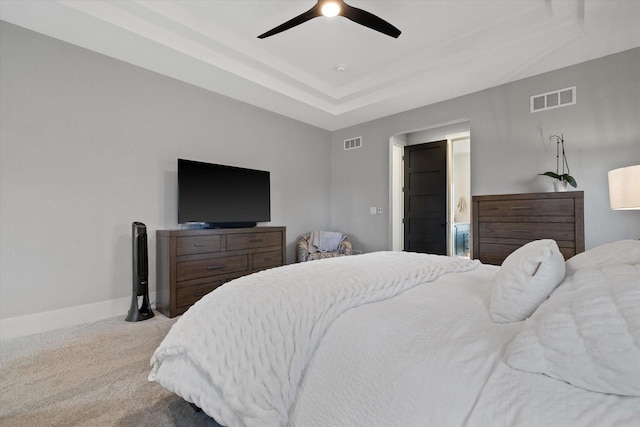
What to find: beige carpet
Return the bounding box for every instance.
[0,313,222,427]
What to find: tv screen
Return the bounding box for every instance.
[178,159,270,226]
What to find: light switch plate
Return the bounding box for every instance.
[369,207,377,215]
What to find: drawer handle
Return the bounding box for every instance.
[249,239,264,243]
[194,243,206,247]
[512,229,533,233]
[207,265,224,270]
[194,291,207,297]
[511,206,533,210]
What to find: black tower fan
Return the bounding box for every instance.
[126,222,154,322]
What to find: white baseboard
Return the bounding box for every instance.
[0,293,156,340]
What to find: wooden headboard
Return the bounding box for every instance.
[471,191,584,265]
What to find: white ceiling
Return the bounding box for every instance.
[1,0,639,131]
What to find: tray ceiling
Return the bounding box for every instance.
[1,0,639,130]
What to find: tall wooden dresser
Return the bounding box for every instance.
[472,192,584,265]
[156,226,286,317]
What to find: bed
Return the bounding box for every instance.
[149,239,640,427]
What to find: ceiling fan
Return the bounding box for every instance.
[258,0,401,39]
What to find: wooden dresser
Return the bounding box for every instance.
[472,192,584,265]
[156,226,286,317]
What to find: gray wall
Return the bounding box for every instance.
[406,121,470,145]
[0,22,331,320]
[2,20,639,325]
[331,48,640,253]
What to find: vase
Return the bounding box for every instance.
[553,180,568,192]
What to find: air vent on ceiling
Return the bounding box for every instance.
[530,86,576,113]
[344,136,362,151]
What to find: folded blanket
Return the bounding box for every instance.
[309,230,345,253]
[149,251,479,427]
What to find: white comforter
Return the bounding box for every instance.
[150,251,640,427]
[149,251,479,427]
[290,263,640,427]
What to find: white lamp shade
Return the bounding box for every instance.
[608,165,640,210]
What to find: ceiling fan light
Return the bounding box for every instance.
[321,2,341,17]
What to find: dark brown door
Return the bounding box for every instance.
[404,141,447,255]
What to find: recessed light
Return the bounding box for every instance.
[335,64,348,72]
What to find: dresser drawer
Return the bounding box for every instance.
[176,235,222,256]
[176,280,222,308]
[478,222,575,241]
[176,254,248,281]
[479,242,576,264]
[472,192,583,267]
[477,243,516,266]
[227,232,282,251]
[478,198,574,217]
[156,226,286,318]
[252,250,283,270]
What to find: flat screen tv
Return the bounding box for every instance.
[178,159,270,228]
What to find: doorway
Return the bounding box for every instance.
[450,136,471,257]
[389,125,471,256]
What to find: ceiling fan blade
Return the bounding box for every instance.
[341,2,401,38]
[258,3,323,39]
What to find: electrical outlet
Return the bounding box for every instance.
[377,207,382,214]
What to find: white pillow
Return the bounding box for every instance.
[489,239,566,323]
[566,239,640,275]
[505,261,640,396]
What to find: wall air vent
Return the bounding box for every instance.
[530,86,576,113]
[344,136,362,150]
